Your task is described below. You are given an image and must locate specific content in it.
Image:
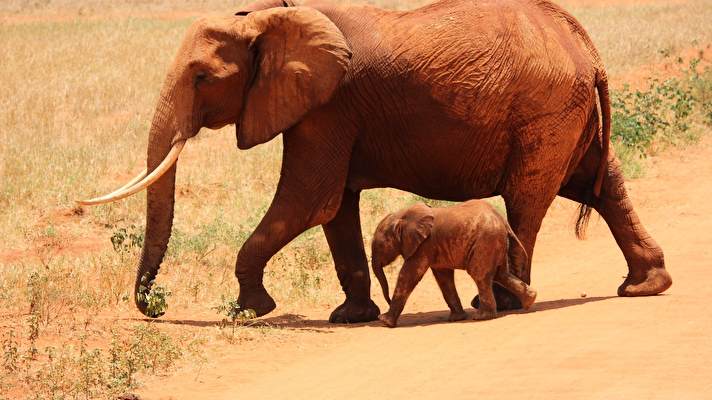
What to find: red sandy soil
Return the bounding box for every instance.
[0,207,105,265]
[614,45,712,89]
[134,134,712,399]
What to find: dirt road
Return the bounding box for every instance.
[139,137,712,399]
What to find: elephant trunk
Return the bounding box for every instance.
[372,261,391,305]
[134,90,180,318]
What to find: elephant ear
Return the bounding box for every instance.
[399,203,435,259]
[238,6,352,149]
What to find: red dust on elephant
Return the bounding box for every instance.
[79,0,671,323]
[371,201,537,328]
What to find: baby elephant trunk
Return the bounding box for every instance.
[372,262,391,305]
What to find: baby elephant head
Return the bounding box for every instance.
[371,203,435,304]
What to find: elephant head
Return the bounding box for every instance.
[371,203,435,305]
[78,7,352,317]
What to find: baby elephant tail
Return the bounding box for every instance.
[506,224,529,279]
[372,263,392,305]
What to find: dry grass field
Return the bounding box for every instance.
[1,0,711,398]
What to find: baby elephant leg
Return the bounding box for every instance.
[495,267,537,310]
[466,245,501,320]
[431,269,467,322]
[469,269,498,321]
[379,258,429,328]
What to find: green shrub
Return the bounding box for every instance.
[2,330,19,373]
[136,277,172,318]
[110,224,144,256]
[611,56,712,176]
[213,295,257,323]
[24,324,184,398]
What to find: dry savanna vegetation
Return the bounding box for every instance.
[1,0,711,398]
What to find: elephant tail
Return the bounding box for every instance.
[593,69,611,198]
[506,222,528,279]
[576,69,611,240]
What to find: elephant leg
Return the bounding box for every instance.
[473,108,590,311]
[471,190,558,311]
[235,193,325,316]
[560,155,671,296]
[323,189,380,323]
[494,266,537,310]
[379,258,429,328]
[235,124,353,317]
[431,268,467,321]
[469,268,497,321]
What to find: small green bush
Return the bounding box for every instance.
[110,224,144,256]
[2,330,19,373]
[213,295,257,323]
[136,277,172,318]
[24,324,185,398]
[611,57,712,176]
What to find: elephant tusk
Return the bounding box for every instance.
[76,141,186,206]
[115,167,148,192]
[91,167,149,199]
[74,168,148,206]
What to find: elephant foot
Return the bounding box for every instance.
[329,298,380,323]
[471,285,522,311]
[472,309,496,321]
[378,312,397,328]
[237,287,276,317]
[521,289,537,310]
[448,310,468,322]
[618,267,672,297]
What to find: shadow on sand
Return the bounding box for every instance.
[127,295,618,331]
[393,295,618,328]
[127,313,336,332]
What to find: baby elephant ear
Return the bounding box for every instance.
[400,203,435,259]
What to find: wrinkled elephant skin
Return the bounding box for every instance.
[86,0,670,322]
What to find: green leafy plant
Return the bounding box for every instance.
[136,275,171,318]
[213,295,257,323]
[75,335,106,399]
[26,271,45,348]
[23,324,184,398]
[611,56,711,177]
[2,330,19,373]
[212,296,258,343]
[686,58,712,126]
[110,224,144,256]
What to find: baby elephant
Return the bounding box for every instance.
[371,200,537,328]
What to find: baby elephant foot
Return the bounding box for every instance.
[521,289,537,310]
[448,310,468,322]
[378,313,398,328]
[472,309,497,321]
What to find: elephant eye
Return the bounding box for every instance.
[194,72,210,87]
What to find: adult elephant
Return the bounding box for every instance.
[79,0,672,322]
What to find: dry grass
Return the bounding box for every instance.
[0,0,710,397]
[564,0,712,77]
